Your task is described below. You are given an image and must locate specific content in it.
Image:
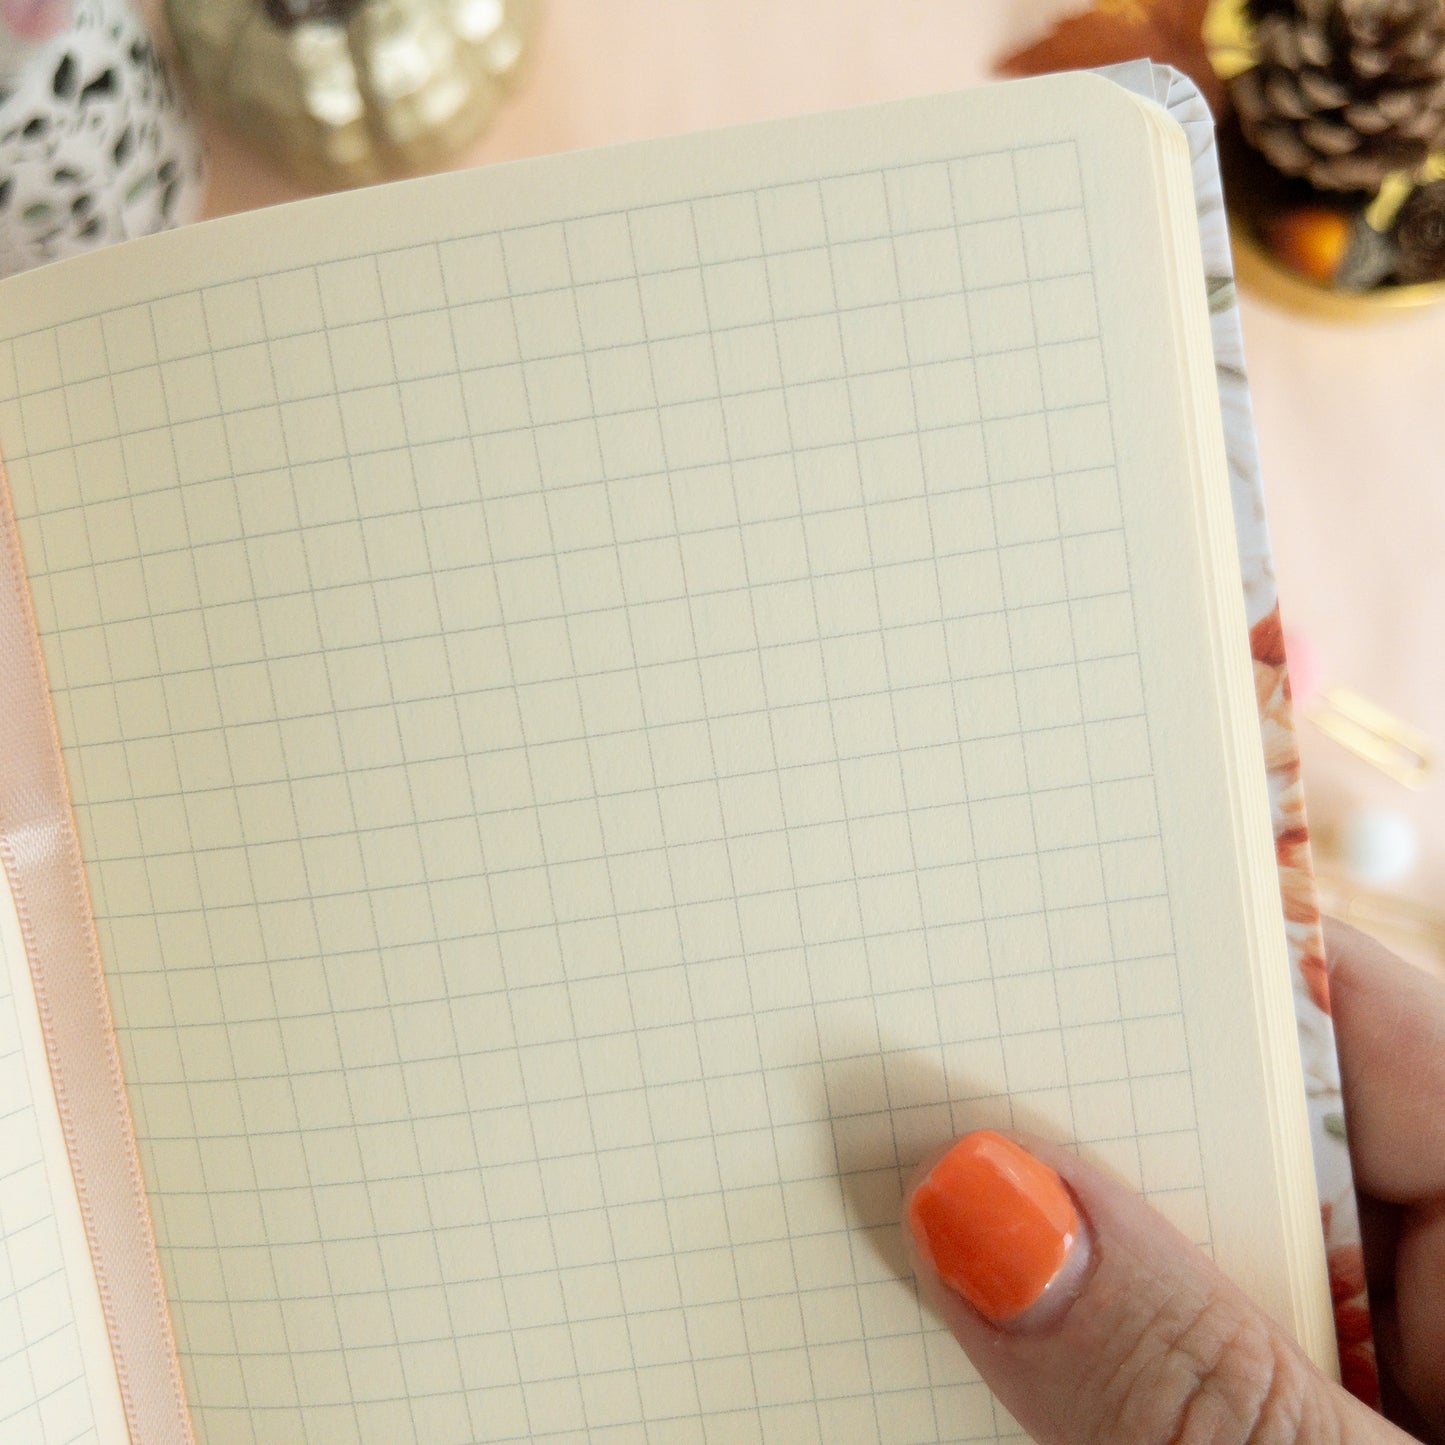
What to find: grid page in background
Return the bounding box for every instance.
[0,877,129,1444]
[0,139,1207,1445]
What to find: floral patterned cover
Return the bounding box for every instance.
[1104,61,1375,1403]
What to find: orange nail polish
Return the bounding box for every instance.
[908,1131,1079,1322]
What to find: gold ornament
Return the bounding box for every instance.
[1203,0,1258,81]
[165,0,537,189]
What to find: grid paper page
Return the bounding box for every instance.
[0,83,1298,1445]
[0,874,129,1444]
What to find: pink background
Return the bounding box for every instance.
[145,0,1445,971]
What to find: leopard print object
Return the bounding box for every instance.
[0,0,202,278]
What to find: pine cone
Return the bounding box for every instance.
[1231,0,1445,193]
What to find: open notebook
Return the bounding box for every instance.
[0,69,1340,1444]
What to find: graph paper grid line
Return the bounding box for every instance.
[0,137,1209,1445]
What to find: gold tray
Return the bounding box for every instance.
[1231,220,1445,321]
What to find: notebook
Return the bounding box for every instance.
[0,67,1346,1445]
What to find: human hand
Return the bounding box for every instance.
[903,919,1444,1445]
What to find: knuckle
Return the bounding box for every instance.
[1091,1296,1324,1445]
[1167,1322,1306,1445]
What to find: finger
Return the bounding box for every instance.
[1327,921,1445,1437]
[1394,1198,1445,1436]
[1357,1191,1401,1295]
[904,1131,1411,1445]
[1372,1311,1439,1445]
[1324,918,1445,1203]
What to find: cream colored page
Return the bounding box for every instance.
[0,874,130,1443]
[0,76,1315,1444]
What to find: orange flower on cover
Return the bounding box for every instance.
[1252,609,1330,1014]
[1318,1205,1379,1407]
[1328,1240,1380,1404]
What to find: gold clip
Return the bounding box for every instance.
[1306,686,1433,789]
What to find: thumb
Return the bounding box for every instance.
[903,1131,1406,1445]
